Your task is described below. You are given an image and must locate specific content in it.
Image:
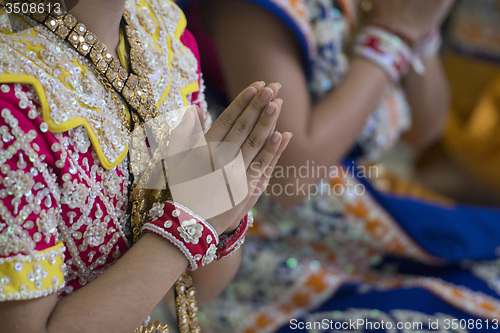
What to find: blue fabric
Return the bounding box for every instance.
[378,257,498,297]
[353,163,500,262]
[277,287,500,332]
[178,0,313,77]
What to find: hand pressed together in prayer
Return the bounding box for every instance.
[166,81,291,234]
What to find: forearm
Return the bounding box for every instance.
[0,234,188,333]
[49,234,188,333]
[268,57,391,205]
[223,56,391,191]
[206,0,410,206]
[190,248,242,305]
[402,55,450,150]
[296,57,391,164]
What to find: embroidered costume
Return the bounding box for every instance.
[0,0,217,326]
[179,0,500,332]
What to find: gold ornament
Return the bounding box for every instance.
[18,0,157,125]
[2,2,202,332]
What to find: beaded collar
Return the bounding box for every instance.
[15,0,157,126]
[0,0,200,169]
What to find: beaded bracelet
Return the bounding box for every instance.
[142,201,219,271]
[354,26,413,82]
[216,211,253,260]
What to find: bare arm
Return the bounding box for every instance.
[204,0,451,206]
[0,234,188,333]
[204,0,390,206]
[0,235,242,332]
[190,248,242,304]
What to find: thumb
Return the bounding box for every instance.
[168,106,205,157]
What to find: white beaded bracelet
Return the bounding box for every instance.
[354,26,413,82]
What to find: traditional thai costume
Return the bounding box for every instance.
[179,0,500,332]
[0,0,215,330]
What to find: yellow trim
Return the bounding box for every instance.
[174,2,200,105]
[0,74,50,114]
[0,1,200,170]
[0,242,65,301]
[180,81,200,106]
[156,0,176,108]
[0,74,129,170]
[138,0,161,50]
[156,0,199,107]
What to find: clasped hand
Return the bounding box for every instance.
[165,82,291,235]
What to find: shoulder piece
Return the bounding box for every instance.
[0,0,200,169]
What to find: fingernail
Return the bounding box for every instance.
[272,131,281,143]
[245,87,257,99]
[276,82,282,89]
[261,87,273,101]
[267,102,277,115]
[260,81,266,87]
[276,98,283,105]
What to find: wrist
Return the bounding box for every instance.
[141,201,219,270]
[222,220,242,236]
[414,29,442,59]
[141,233,189,268]
[216,211,253,260]
[353,25,413,82]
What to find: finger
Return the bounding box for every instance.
[266,82,281,99]
[250,132,292,198]
[267,98,283,139]
[196,105,208,130]
[222,83,281,148]
[167,106,200,157]
[240,98,282,168]
[246,130,282,196]
[206,81,265,142]
[267,132,292,174]
[229,131,291,224]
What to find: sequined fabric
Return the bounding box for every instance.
[0,0,205,306]
[186,1,500,332]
